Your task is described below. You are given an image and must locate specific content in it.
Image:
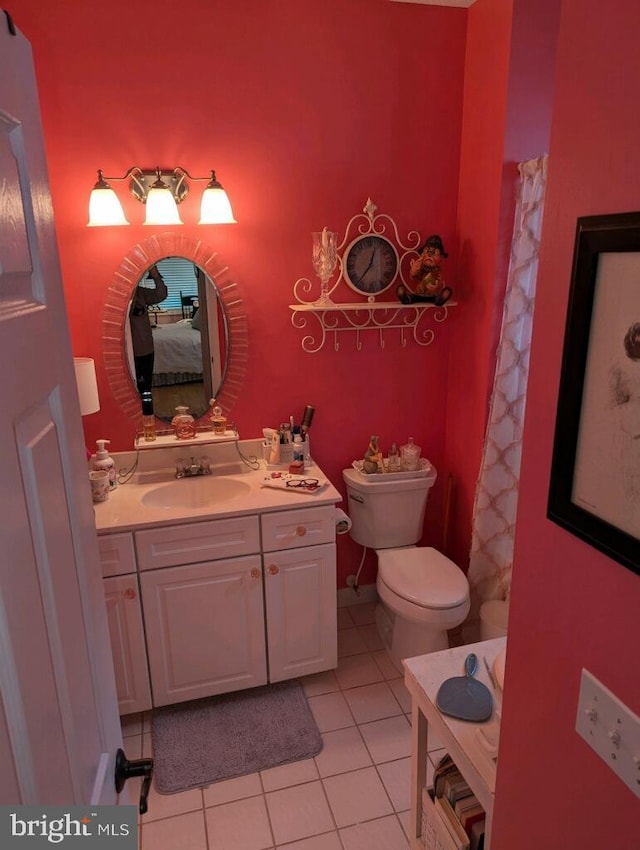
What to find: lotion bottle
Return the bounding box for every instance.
[94,439,117,490]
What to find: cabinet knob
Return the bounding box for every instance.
[296,526,307,537]
[268,564,280,575]
[250,568,261,579]
[123,587,136,600]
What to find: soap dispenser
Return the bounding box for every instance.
[94,439,117,490]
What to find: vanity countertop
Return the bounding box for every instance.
[93,454,342,534]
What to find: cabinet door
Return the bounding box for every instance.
[140,555,267,707]
[103,575,152,715]
[264,543,337,682]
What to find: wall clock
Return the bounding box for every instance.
[343,234,399,296]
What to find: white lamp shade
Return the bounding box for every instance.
[88,187,129,226]
[74,357,100,415]
[199,186,237,224]
[144,187,183,225]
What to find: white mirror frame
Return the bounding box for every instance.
[102,233,248,426]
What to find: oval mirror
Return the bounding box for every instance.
[102,234,247,430]
[125,257,226,422]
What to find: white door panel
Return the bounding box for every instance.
[0,16,123,806]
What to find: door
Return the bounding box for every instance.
[104,575,153,715]
[0,14,123,804]
[264,543,337,682]
[140,556,267,706]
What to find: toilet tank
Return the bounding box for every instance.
[342,466,437,549]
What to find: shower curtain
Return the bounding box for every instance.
[467,154,549,616]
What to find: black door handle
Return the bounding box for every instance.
[114,748,154,815]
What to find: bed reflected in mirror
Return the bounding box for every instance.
[125,257,228,422]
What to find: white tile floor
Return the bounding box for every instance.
[121,601,447,850]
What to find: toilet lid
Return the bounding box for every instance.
[377,547,469,609]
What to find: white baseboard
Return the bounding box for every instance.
[337,583,378,607]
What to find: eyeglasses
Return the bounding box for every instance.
[286,478,320,491]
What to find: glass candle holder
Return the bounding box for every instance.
[312,228,338,306]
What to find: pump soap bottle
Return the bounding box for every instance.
[94,439,117,490]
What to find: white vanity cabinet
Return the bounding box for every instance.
[97,502,338,712]
[135,516,264,708]
[261,505,337,682]
[98,534,152,715]
[140,554,267,707]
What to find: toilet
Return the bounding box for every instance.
[342,467,470,670]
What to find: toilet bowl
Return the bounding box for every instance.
[342,467,470,669]
[376,546,470,669]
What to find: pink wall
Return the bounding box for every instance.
[10,0,467,588]
[445,0,514,568]
[494,1,640,846]
[446,0,559,570]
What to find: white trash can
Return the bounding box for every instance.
[480,600,509,641]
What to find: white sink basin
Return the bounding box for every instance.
[141,477,252,509]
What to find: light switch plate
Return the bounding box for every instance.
[576,668,640,798]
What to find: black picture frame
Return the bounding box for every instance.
[547,211,640,576]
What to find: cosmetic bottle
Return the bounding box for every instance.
[293,433,305,469]
[387,442,401,472]
[94,439,117,490]
[172,405,196,440]
[301,405,315,435]
[210,401,227,435]
[141,391,156,442]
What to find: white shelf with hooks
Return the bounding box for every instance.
[289,301,455,352]
[290,198,456,352]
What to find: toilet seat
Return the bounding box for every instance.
[377,547,468,610]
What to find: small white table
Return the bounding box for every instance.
[404,637,506,849]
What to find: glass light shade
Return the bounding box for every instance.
[199,187,237,224]
[144,187,183,225]
[88,187,129,226]
[73,357,100,415]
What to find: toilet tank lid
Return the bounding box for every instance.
[377,547,469,609]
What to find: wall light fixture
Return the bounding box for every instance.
[87,166,236,227]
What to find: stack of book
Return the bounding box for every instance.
[420,754,485,850]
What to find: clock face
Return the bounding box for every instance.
[343,234,399,296]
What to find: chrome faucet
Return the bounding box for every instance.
[175,456,211,478]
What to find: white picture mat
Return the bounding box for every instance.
[572,252,640,539]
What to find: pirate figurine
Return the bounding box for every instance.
[396,234,453,306]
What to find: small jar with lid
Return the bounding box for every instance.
[172,405,196,440]
[400,436,421,471]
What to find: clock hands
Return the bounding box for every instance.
[355,248,377,286]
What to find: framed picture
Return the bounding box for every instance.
[548,211,640,576]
